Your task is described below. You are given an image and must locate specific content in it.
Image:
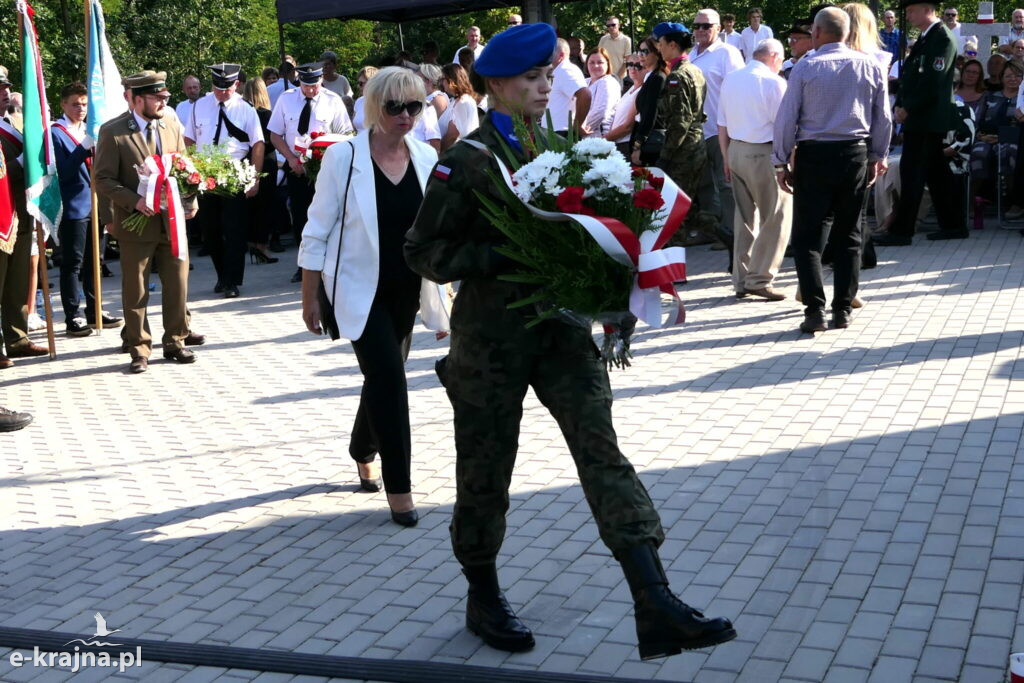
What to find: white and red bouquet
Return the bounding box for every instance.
[475,118,691,368]
[294,131,355,184]
[121,152,197,259]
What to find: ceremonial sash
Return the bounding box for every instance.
[462,138,689,329]
[0,118,24,167]
[138,154,187,260]
[0,146,15,254]
[52,121,91,169]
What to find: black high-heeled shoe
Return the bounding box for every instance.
[249,247,279,265]
[390,508,419,527]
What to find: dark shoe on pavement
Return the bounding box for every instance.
[8,343,48,358]
[390,508,419,527]
[87,312,123,329]
[184,332,206,346]
[464,565,535,653]
[163,347,196,363]
[129,357,148,374]
[745,287,786,301]
[269,236,286,253]
[290,268,303,283]
[926,230,969,241]
[617,544,737,659]
[0,406,33,431]
[734,291,748,299]
[214,281,225,294]
[0,354,11,369]
[66,318,94,337]
[224,285,240,299]
[800,310,827,334]
[873,232,912,246]
[832,310,852,329]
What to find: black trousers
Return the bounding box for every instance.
[890,129,963,237]
[58,217,100,322]
[792,141,869,315]
[285,167,315,244]
[249,168,278,245]
[199,193,249,288]
[349,285,420,495]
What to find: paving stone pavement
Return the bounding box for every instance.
[2,225,1024,682]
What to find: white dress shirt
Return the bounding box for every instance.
[718,60,786,143]
[185,92,265,160]
[175,99,197,131]
[451,43,484,64]
[609,85,641,143]
[720,30,744,51]
[585,74,620,136]
[414,104,441,143]
[543,60,588,130]
[689,40,745,139]
[268,87,353,153]
[740,24,774,61]
[266,78,294,108]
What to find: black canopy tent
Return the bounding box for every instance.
[274,0,634,53]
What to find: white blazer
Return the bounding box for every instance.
[297,130,452,340]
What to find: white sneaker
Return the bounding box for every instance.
[26,312,45,331]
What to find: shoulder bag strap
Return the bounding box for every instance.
[329,140,356,306]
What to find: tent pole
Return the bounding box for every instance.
[398,22,405,51]
[278,21,285,63]
[628,0,635,46]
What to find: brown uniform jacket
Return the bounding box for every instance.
[93,110,195,242]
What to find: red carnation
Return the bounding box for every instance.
[649,175,665,191]
[555,186,587,214]
[310,131,325,139]
[632,166,653,181]
[205,177,218,190]
[187,172,201,185]
[633,188,664,211]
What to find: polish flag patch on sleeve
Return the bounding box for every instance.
[432,164,452,181]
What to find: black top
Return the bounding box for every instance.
[373,159,422,293]
[255,106,276,173]
[630,70,667,147]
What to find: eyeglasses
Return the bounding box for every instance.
[606,24,618,28]
[944,12,957,17]
[692,23,715,30]
[508,21,521,26]
[625,62,643,69]
[638,48,651,55]
[145,94,171,103]
[383,100,423,117]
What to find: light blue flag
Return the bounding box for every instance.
[85,0,126,144]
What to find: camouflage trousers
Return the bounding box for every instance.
[437,321,665,567]
[658,153,719,246]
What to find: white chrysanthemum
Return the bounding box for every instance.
[572,138,617,159]
[512,151,567,201]
[582,156,634,195]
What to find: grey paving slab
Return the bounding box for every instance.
[2,228,1024,682]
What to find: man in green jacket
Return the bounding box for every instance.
[876,0,963,245]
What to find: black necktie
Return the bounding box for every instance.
[298,97,312,135]
[213,102,251,145]
[213,103,225,144]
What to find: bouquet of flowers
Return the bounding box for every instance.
[295,131,356,184]
[474,114,690,369]
[122,152,202,234]
[190,145,261,197]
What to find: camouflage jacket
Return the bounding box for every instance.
[655,59,707,161]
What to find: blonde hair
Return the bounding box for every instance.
[357,65,380,83]
[843,2,882,52]
[418,63,444,90]
[242,77,271,110]
[362,66,426,131]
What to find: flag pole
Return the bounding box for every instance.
[85,0,103,332]
[35,221,56,358]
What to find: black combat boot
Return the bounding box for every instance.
[617,544,737,660]
[463,564,535,653]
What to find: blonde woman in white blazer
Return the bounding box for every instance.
[299,67,451,527]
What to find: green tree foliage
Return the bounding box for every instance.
[0,0,1013,110]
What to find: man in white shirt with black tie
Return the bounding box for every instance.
[718,39,790,302]
[185,63,264,299]
[268,63,353,282]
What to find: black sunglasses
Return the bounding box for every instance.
[638,48,651,55]
[383,100,423,117]
[606,23,618,28]
[625,62,643,69]
[692,22,715,30]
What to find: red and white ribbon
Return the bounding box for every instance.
[463,140,690,329]
[140,154,187,260]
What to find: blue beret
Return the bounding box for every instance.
[653,22,689,38]
[474,23,557,78]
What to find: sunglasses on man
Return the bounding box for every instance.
[692,22,715,30]
[384,100,423,117]
[606,23,618,28]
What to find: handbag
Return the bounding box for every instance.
[316,141,356,341]
[640,128,665,165]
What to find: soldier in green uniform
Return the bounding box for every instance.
[405,23,736,660]
[876,0,963,245]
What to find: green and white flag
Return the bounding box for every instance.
[17,0,62,238]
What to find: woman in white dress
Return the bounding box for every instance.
[583,47,620,138]
[418,63,450,121]
[604,54,644,156]
[438,63,480,151]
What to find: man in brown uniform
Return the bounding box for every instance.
[94,71,198,374]
[0,65,48,367]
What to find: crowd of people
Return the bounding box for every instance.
[0,0,1013,671]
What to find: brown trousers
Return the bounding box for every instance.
[118,237,189,359]
[0,219,32,354]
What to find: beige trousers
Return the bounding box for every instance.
[729,140,792,293]
[118,237,190,359]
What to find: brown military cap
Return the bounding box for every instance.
[124,70,169,96]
